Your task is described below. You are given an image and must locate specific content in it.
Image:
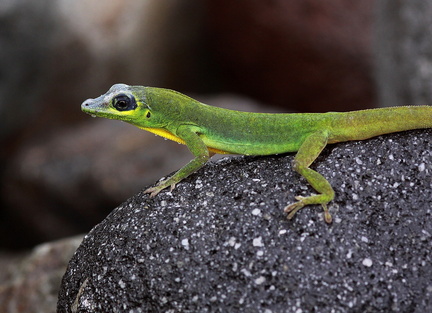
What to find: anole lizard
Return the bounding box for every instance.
[82,84,432,223]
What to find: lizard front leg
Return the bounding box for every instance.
[284,130,335,223]
[144,125,211,197]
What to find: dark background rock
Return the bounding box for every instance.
[58,129,432,312]
[205,0,375,112]
[0,0,376,249]
[0,236,83,313]
[375,1,432,107]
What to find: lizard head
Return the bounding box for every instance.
[81,83,160,127]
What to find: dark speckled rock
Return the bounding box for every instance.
[58,129,432,312]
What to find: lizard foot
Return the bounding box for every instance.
[284,196,332,224]
[144,180,176,198]
[284,196,306,219]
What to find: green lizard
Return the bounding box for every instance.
[81,83,432,223]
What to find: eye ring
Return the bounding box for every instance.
[113,94,137,111]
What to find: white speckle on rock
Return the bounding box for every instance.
[241,269,252,277]
[251,208,261,216]
[253,236,264,247]
[227,237,236,247]
[418,163,426,172]
[181,238,190,250]
[195,179,203,189]
[255,276,266,285]
[362,258,373,267]
[119,279,126,288]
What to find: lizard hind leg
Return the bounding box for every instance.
[283,131,335,223]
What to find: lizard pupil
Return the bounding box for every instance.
[118,100,127,108]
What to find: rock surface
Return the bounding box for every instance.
[58,129,432,312]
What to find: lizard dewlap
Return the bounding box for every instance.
[82,84,432,223]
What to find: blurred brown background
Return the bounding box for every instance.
[1,0,430,250]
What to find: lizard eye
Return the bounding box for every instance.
[146,111,151,118]
[113,94,137,111]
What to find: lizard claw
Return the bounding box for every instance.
[284,195,333,223]
[284,201,305,220]
[144,181,177,198]
[144,186,163,198]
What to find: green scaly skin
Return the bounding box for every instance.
[82,84,432,223]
